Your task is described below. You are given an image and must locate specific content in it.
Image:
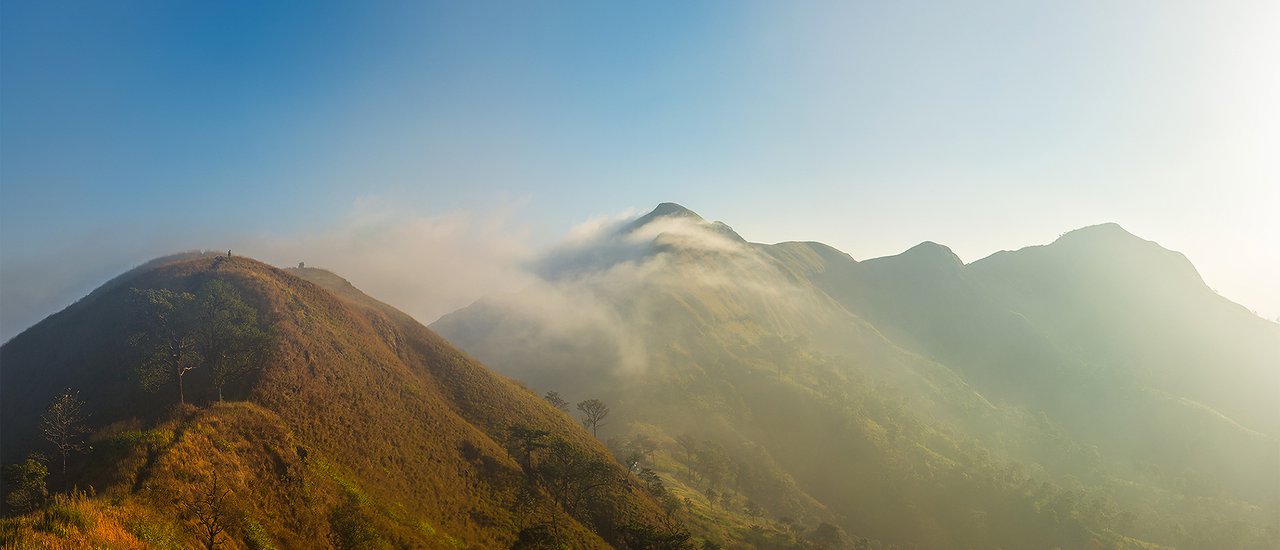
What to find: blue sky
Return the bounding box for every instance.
[2,0,1277,339]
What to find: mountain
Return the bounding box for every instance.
[433,204,1280,549]
[0,253,682,548]
[965,224,1279,436]
[784,222,1279,489]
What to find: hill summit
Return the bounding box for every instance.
[0,253,682,548]
[632,202,704,225]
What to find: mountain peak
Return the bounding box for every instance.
[973,222,1209,291]
[619,202,747,245]
[635,202,703,225]
[905,240,957,255]
[899,241,964,269]
[1054,222,1139,244]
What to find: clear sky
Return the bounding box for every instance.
[2,0,1277,340]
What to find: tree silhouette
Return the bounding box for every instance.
[543,390,568,411]
[41,388,89,488]
[675,434,698,480]
[536,438,615,539]
[180,472,235,550]
[695,441,732,491]
[576,399,610,437]
[508,425,550,472]
[626,434,658,465]
[637,467,665,495]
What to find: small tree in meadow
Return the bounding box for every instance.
[576,399,609,438]
[40,388,89,487]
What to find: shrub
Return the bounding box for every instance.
[4,455,49,513]
[329,494,384,549]
[127,517,182,549]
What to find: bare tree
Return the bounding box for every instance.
[41,388,89,487]
[181,472,234,550]
[576,399,610,438]
[543,390,568,411]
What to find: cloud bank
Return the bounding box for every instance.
[0,200,808,360]
[0,198,541,343]
[241,197,540,327]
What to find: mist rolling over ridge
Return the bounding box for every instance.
[433,202,1280,548]
[0,202,1275,548]
[3,1,1278,547]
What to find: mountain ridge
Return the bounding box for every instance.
[1,253,680,548]
[433,202,1280,549]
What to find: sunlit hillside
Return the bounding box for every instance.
[4,1,1278,548]
[434,203,1280,549]
[0,254,683,548]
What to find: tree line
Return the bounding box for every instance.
[130,278,276,405]
[542,390,611,439]
[505,422,691,549]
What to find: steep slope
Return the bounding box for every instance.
[434,204,1280,550]
[1,253,677,548]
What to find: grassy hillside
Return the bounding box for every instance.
[1,253,681,548]
[433,204,1280,549]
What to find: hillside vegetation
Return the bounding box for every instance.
[1,253,683,548]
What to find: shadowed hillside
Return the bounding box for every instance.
[1,253,681,548]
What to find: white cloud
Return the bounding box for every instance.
[242,198,538,325]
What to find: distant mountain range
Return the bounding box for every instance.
[433,203,1280,549]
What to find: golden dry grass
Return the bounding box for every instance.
[2,254,674,548]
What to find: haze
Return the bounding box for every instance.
[2,4,1279,546]
[2,0,1277,343]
